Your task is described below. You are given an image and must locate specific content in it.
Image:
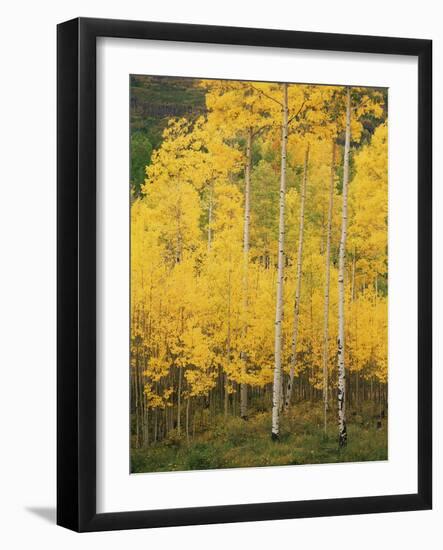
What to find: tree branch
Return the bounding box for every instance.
[288,100,307,126]
[248,84,283,107]
[252,123,274,138]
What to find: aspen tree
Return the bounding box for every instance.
[207,184,213,251]
[337,86,352,448]
[322,141,336,433]
[240,127,253,419]
[271,83,288,440]
[284,144,309,411]
[203,80,273,420]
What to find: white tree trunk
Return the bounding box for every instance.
[240,128,253,419]
[338,87,352,448]
[322,140,336,434]
[271,83,288,440]
[284,145,309,411]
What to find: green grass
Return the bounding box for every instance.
[131,402,387,473]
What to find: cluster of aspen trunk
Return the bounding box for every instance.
[131,366,387,447]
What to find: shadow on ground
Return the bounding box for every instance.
[26,507,56,524]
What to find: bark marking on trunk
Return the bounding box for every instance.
[338,87,352,448]
[272,84,288,440]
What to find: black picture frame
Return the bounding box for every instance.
[57,17,432,532]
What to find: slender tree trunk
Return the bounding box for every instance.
[338,86,352,448]
[154,408,158,442]
[349,250,356,411]
[279,370,285,414]
[240,128,253,420]
[351,248,356,301]
[177,308,184,434]
[143,395,149,447]
[134,350,141,447]
[224,374,229,417]
[271,83,288,440]
[186,397,190,444]
[138,356,143,447]
[177,366,182,434]
[225,256,232,417]
[322,140,336,434]
[142,355,149,446]
[207,185,213,252]
[224,323,231,419]
[284,144,309,410]
[378,380,383,420]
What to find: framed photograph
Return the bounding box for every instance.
[57,17,432,532]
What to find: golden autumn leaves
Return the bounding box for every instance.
[130,79,387,452]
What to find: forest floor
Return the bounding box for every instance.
[131,401,388,473]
